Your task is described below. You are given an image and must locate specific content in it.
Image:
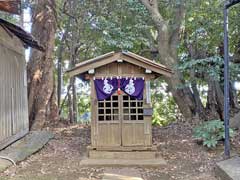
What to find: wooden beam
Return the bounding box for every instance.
[120,54,172,77]
[67,53,121,77]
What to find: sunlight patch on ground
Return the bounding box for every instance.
[103,173,142,180]
[102,168,143,180]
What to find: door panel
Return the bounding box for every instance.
[96,94,121,147]
[122,123,145,146]
[121,94,145,146]
[97,123,121,146]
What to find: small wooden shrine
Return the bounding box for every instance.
[67,51,172,156]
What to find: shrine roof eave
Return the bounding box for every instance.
[66,51,173,78]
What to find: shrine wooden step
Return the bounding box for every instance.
[88,150,161,160]
[87,145,157,152]
[80,158,167,167]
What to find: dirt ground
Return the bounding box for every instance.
[0,122,239,180]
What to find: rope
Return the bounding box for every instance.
[0,156,16,166]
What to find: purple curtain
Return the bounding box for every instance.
[121,78,144,100]
[94,77,145,101]
[94,78,118,100]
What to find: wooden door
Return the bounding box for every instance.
[96,94,121,147]
[96,93,147,148]
[121,94,145,146]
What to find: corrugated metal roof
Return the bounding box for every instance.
[0,18,44,51]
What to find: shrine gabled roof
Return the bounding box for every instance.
[66,51,173,77]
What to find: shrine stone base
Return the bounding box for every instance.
[79,150,166,167]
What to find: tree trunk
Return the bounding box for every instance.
[72,78,78,122]
[27,0,57,130]
[48,77,59,123]
[191,81,207,121]
[230,82,240,110]
[69,77,77,123]
[140,0,198,121]
[206,77,223,120]
[57,18,70,108]
[66,0,79,123]
[141,0,240,124]
[68,87,74,123]
[165,74,196,121]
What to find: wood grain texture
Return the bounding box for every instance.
[0,27,29,150]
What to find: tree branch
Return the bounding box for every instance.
[140,0,165,25]
[140,0,170,59]
[169,2,185,57]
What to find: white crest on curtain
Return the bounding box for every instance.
[125,79,135,95]
[103,79,113,94]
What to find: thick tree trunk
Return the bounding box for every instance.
[165,70,196,121]
[230,82,240,110]
[206,77,223,120]
[140,0,202,121]
[141,0,240,125]
[27,0,57,130]
[48,78,59,122]
[141,0,214,121]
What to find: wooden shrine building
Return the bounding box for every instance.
[0,18,43,150]
[67,51,172,158]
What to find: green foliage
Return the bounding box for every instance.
[178,56,223,81]
[77,96,90,115]
[60,93,91,122]
[151,80,178,126]
[177,0,240,88]
[193,120,235,148]
[76,80,91,122]
[152,98,177,126]
[178,56,240,83]
[54,0,240,123]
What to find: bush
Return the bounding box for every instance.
[193,120,235,148]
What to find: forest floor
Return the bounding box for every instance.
[0,122,239,180]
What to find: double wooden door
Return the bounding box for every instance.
[96,93,146,147]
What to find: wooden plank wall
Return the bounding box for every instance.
[0,27,29,150]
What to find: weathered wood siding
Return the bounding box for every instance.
[0,26,29,150]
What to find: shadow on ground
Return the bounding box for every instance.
[1,122,239,180]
